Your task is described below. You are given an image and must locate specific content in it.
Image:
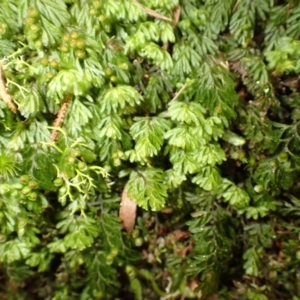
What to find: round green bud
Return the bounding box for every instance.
[131,229,140,239]
[28,181,38,189]
[215,106,222,113]
[18,227,25,237]
[110,248,119,257]
[73,149,81,157]
[27,191,38,201]
[105,68,113,76]
[62,33,70,41]
[54,178,64,187]
[30,24,40,32]
[46,72,54,79]
[113,158,121,166]
[60,45,69,53]
[70,31,79,39]
[105,254,114,265]
[21,187,32,195]
[34,40,42,48]
[77,161,87,170]
[20,175,30,183]
[50,60,59,69]
[110,75,118,83]
[117,150,124,159]
[24,17,35,25]
[254,185,263,193]
[76,39,86,49]
[75,50,86,59]
[134,237,144,247]
[40,57,49,66]
[278,152,288,162]
[58,186,67,196]
[89,8,97,16]
[68,156,76,164]
[1,185,10,194]
[93,24,100,30]
[119,63,129,70]
[125,265,136,278]
[28,7,39,18]
[0,28,6,35]
[98,15,106,22]
[69,39,77,48]
[93,1,102,9]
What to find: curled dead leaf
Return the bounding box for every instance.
[119,189,137,233]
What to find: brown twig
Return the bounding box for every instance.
[232,0,241,13]
[133,0,172,22]
[172,5,181,28]
[162,5,181,50]
[171,83,187,101]
[0,62,18,113]
[51,94,71,142]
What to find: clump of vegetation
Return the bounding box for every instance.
[1,0,300,299]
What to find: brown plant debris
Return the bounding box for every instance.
[172,5,181,28]
[0,62,18,113]
[51,94,71,142]
[187,280,202,299]
[119,189,137,233]
[133,0,172,22]
[163,5,181,50]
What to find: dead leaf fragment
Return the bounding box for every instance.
[51,94,71,142]
[187,281,218,299]
[0,62,17,113]
[119,189,137,233]
[188,279,202,299]
[172,5,181,28]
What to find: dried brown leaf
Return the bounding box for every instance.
[119,189,137,233]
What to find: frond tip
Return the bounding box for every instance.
[0,152,18,180]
